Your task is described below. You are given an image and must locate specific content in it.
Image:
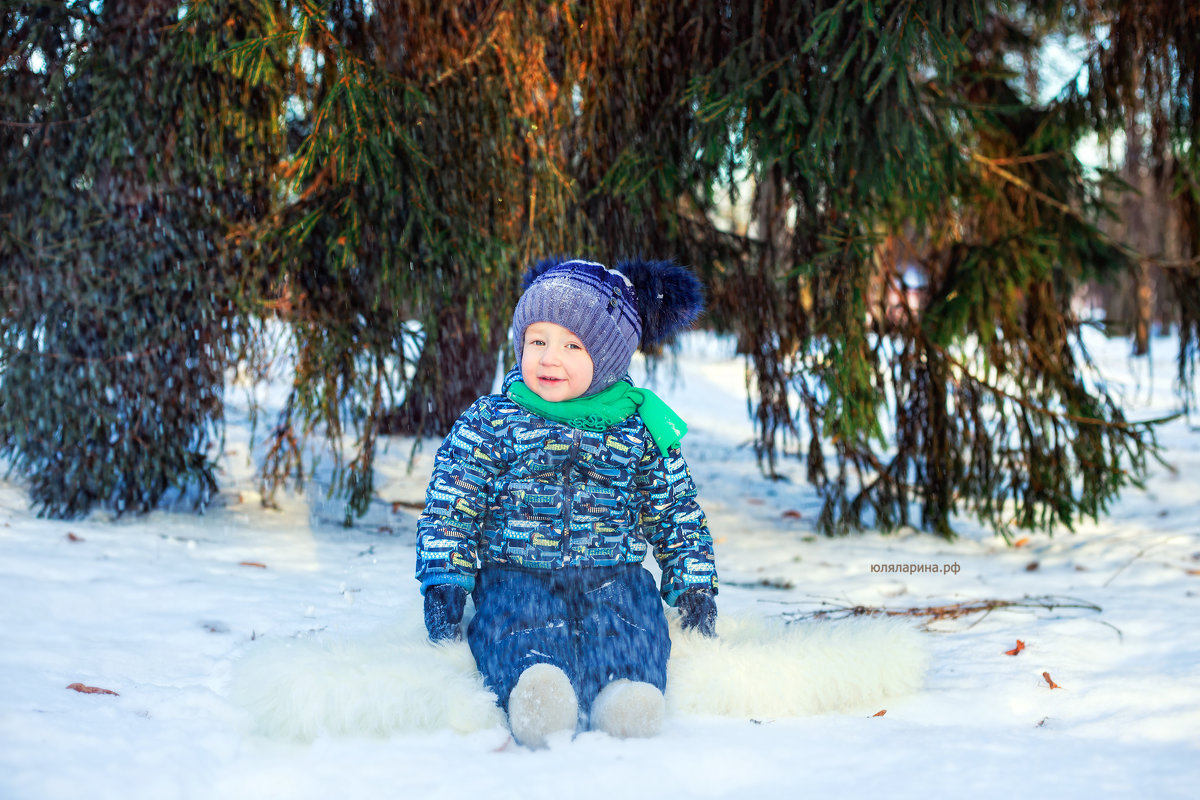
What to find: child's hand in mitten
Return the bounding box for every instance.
[424,584,467,642]
[678,588,717,637]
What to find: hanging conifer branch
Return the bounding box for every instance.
[1,0,287,518]
[6,0,1191,535]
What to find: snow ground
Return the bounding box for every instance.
[2,330,1198,800]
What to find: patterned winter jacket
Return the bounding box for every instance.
[416,374,717,605]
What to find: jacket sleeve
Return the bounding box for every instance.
[635,443,718,605]
[415,397,504,595]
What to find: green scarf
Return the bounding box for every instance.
[506,379,687,456]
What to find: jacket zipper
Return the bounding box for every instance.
[560,428,581,565]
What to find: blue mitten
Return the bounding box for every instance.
[424,584,467,642]
[678,588,717,637]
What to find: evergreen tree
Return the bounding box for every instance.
[224,1,573,519]
[221,1,1200,535]
[0,1,285,517]
[7,0,1195,539]
[540,1,1196,537]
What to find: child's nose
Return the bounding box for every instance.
[539,347,560,365]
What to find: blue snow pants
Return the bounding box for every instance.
[466,563,671,717]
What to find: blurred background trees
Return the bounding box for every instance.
[2,1,1196,538]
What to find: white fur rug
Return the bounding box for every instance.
[229,614,928,741]
[665,615,928,718]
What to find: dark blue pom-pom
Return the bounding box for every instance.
[520,256,571,290]
[613,259,704,350]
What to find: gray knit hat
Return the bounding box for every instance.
[511,259,642,396]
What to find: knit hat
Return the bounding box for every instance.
[512,257,704,396]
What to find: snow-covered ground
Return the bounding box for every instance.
[2,331,1198,799]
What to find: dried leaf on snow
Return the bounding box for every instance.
[67,683,118,696]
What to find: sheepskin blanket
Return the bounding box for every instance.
[229,614,928,741]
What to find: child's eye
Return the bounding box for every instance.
[528,339,546,347]
[566,343,582,350]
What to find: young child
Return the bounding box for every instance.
[416,258,718,747]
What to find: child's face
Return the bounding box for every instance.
[521,321,594,402]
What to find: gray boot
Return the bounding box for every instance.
[506,664,578,748]
[590,679,665,739]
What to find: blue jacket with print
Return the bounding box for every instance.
[415,376,717,606]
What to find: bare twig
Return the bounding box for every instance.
[1102,540,1166,588]
[779,594,1104,630]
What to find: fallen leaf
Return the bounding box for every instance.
[239,561,268,569]
[1005,639,1026,656]
[1025,561,1040,571]
[1187,569,1200,576]
[872,709,887,717]
[67,683,118,696]
[781,509,802,519]
[1014,537,1030,547]
[66,532,85,542]
[1042,671,1062,689]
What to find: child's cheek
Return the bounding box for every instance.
[519,352,538,386]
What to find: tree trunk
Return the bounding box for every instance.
[1121,36,1154,356]
[380,300,505,437]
